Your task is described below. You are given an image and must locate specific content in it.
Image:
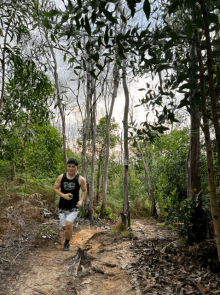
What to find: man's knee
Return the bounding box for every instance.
[65,221,73,232]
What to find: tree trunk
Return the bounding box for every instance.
[186,37,201,206]
[0,12,14,111]
[95,145,103,205]
[186,112,201,204]
[59,105,67,167]
[82,68,92,216]
[89,86,97,221]
[195,30,220,261]
[0,33,6,111]
[122,58,130,227]
[100,65,119,217]
[200,0,220,182]
[137,141,157,217]
[82,69,91,179]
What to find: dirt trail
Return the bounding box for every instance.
[3,219,176,295]
[3,218,219,295]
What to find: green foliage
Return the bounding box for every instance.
[39,225,56,235]
[93,203,117,220]
[0,123,65,178]
[111,222,128,233]
[106,158,124,212]
[97,117,120,147]
[2,59,54,125]
[0,176,55,203]
[162,188,195,240]
[122,231,135,238]
[150,130,189,210]
[130,196,151,217]
[25,124,65,177]
[78,205,86,218]
[156,223,175,230]
[106,155,152,217]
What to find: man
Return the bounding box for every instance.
[53,158,87,251]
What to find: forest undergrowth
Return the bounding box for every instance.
[0,178,220,295]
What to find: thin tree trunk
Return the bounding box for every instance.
[95,145,103,205]
[200,0,220,182]
[82,70,91,178]
[0,33,7,111]
[186,115,201,203]
[121,132,123,165]
[0,15,13,111]
[137,141,157,217]
[21,141,25,175]
[82,68,92,216]
[122,58,130,227]
[195,29,220,261]
[89,86,97,221]
[59,105,67,166]
[100,65,119,217]
[186,37,201,206]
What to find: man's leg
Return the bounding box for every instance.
[59,212,66,245]
[64,220,73,242]
[60,226,65,244]
[63,211,79,251]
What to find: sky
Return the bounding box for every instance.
[48,0,189,141]
[112,78,149,127]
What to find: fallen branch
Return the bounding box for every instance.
[160,240,179,253]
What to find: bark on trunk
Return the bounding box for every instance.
[122,58,130,226]
[95,145,103,205]
[186,116,201,204]
[0,13,13,111]
[100,65,119,217]
[137,141,157,217]
[89,87,96,221]
[82,70,91,179]
[59,105,67,167]
[82,68,92,216]
[196,30,220,261]
[0,34,6,111]
[186,39,201,206]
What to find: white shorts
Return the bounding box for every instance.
[59,209,79,227]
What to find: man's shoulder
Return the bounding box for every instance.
[57,173,65,181]
[78,175,86,184]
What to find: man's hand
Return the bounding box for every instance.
[76,200,83,208]
[63,193,73,201]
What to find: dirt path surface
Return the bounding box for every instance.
[1,218,220,295]
[0,219,174,295]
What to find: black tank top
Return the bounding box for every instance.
[59,173,80,210]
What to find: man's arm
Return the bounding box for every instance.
[53,175,73,201]
[76,176,87,208]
